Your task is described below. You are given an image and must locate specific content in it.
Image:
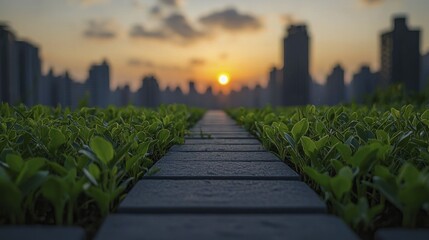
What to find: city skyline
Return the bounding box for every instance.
[1,0,429,93]
[3,14,428,109]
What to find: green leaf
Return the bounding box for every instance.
[5,154,24,172]
[83,168,98,186]
[291,118,309,141]
[48,128,66,151]
[157,129,170,144]
[421,110,429,127]
[372,176,401,210]
[90,136,114,163]
[391,108,401,119]
[0,179,23,215]
[303,166,330,188]
[330,167,353,199]
[301,136,317,158]
[85,186,110,216]
[145,166,160,176]
[88,163,101,181]
[20,171,49,195]
[335,143,352,162]
[15,158,46,185]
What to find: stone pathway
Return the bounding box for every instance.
[95,110,358,240]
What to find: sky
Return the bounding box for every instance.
[1,0,429,93]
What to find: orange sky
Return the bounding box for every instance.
[1,0,429,94]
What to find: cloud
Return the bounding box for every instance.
[128,58,185,71]
[280,14,298,25]
[130,13,205,43]
[360,0,384,6]
[159,0,183,7]
[84,19,117,39]
[75,0,108,7]
[189,58,206,66]
[199,8,262,32]
[130,25,167,39]
[128,58,155,67]
[164,13,204,39]
[150,6,162,17]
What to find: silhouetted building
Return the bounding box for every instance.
[71,81,88,108]
[421,52,429,90]
[381,16,420,92]
[88,60,110,107]
[39,69,55,106]
[139,75,160,107]
[58,72,73,107]
[0,25,19,104]
[16,40,41,106]
[349,66,379,103]
[268,67,282,106]
[326,64,345,105]
[173,86,185,104]
[203,86,216,109]
[283,24,311,106]
[310,80,326,106]
[187,81,199,107]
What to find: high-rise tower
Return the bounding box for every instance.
[380,16,420,92]
[282,24,310,106]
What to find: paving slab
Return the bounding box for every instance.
[375,229,429,240]
[148,161,299,180]
[190,127,247,133]
[0,226,85,240]
[118,180,326,213]
[187,132,253,136]
[161,152,280,161]
[170,144,265,152]
[95,214,358,240]
[195,123,239,127]
[184,139,261,145]
[185,133,256,139]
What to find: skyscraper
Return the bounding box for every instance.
[88,60,110,107]
[0,25,19,104]
[326,64,345,105]
[349,66,379,103]
[16,40,41,106]
[139,75,160,108]
[187,81,198,107]
[282,24,310,106]
[268,67,282,107]
[380,16,421,92]
[421,52,429,90]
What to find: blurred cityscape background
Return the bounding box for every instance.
[1,1,429,108]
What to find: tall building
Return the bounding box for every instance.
[139,75,160,108]
[268,67,282,106]
[16,40,41,106]
[349,66,379,103]
[282,24,311,106]
[380,16,421,92]
[421,52,429,90]
[310,80,326,106]
[0,25,19,104]
[57,72,73,107]
[326,64,345,105]
[187,81,198,107]
[88,60,110,107]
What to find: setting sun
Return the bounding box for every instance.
[218,74,230,86]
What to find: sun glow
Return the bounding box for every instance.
[218,73,230,86]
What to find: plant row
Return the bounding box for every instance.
[228,105,429,234]
[0,104,203,229]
